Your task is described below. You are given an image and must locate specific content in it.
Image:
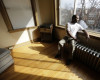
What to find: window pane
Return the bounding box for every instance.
[59,0,74,26]
[3,0,35,29]
[76,0,100,32]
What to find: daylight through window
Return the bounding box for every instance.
[59,0,100,32]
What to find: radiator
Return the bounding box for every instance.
[74,43,100,72]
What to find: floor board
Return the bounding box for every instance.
[0,42,100,80]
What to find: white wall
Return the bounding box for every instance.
[3,0,35,29]
[0,12,31,48]
[38,0,54,25]
[0,0,54,48]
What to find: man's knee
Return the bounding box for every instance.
[59,39,66,47]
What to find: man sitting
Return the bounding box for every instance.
[55,15,90,65]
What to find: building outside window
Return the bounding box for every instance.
[59,0,100,32]
[59,0,74,26]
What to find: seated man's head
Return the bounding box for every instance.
[71,15,79,23]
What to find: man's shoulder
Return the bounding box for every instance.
[76,23,80,25]
[66,22,70,27]
[76,23,82,26]
[67,22,72,26]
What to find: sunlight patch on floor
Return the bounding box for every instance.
[14,65,83,80]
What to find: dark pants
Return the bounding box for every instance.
[57,36,76,60]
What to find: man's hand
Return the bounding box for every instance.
[74,38,80,43]
[82,30,90,41]
[86,35,90,41]
[86,35,90,39]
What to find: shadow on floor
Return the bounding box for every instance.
[28,42,58,58]
[10,42,100,80]
[67,60,100,80]
[0,65,67,80]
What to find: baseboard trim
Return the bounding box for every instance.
[6,37,41,50]
[33,38,41,42]
[6,41,32,50]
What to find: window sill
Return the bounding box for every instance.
[55,25,65,29]
[8,26,37,33]
[55,26,100,40]
[78,30,100,40]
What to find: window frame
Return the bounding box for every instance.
[55,0,77,27]
[0,0,37,32]
[55,0,100,37]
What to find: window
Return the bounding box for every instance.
[0,0,36,31]
[76,0,100,32]
[59,0,74,26]
[58,0,100,33]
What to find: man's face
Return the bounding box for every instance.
[76,16,79,22]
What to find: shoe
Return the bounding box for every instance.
[65,59,72,65]
[55,54,61,59]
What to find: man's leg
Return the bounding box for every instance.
[66,40,76,65]
[68,40,76,60]
[55,43,62,58]
[55,39,66,59]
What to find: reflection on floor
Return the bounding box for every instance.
[0,42,100,80]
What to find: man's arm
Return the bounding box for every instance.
[82,30,90,39]
[66,30,77,40]
[66,23,78,41]
[66,24,76,40]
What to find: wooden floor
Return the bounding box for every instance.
[0,42,100,80]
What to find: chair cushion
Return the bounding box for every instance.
[0,48,10,59]
[0,54,13,68]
